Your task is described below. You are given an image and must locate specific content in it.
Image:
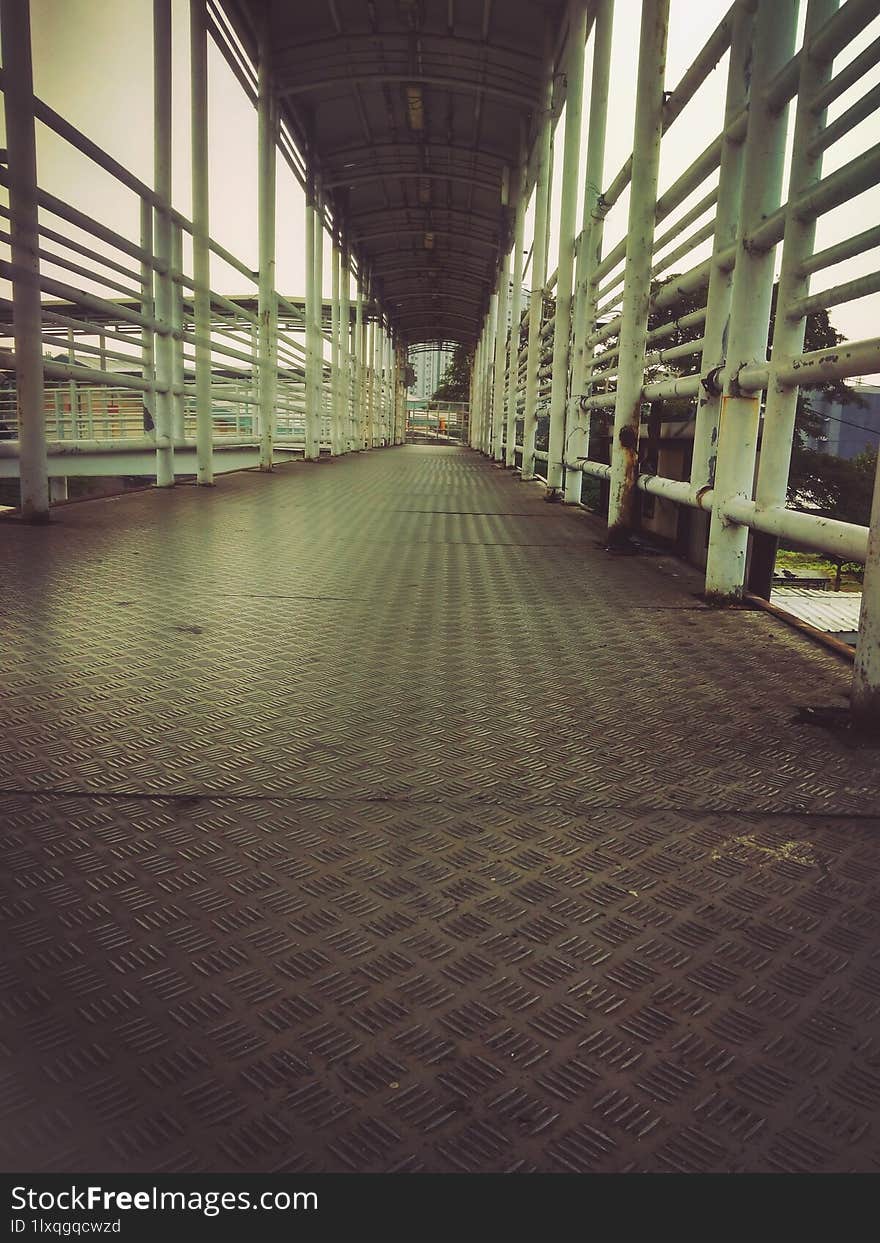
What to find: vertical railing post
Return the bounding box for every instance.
[483,293,498,454]
[153,0,175,486]
[688,0,754,557]
[522,38,555,479]
[375,320,382,447]
[257,19,277,471]
[363,300,370,451]
[749,0,837,598]
[606,0,669,542]
[340,243,349,450]
[171,221,185,443]
[472,330,483,449]
[492,240,510,462]
[1,0,49,520]
[482,320,491,452]
[360,273,369,450]
[704,0,799,600]
[330,228,341,455]
[67,329,78,438]
[371,309,382,447]
[394,340,403,444]
[314,178,325,454]
[354,265,364,449]
[383,326,392,446]
[363,298,372,448]
[546,0,588,495]
[341,233,352,452]
[140,199,156,445]
[565,0,613,503]
[505,133,527,468]
[304,170,322,460]
[190,0,213,484]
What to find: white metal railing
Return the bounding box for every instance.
[471,0,880,724]
[0,0,407,502]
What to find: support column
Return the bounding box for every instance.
[257,24,277,471]
[749,0,837,598]
[364,289,374,448]
[190,0,213,484]
[705,0,798,600]
[394,341,404,444]
[341,234,352,451]
[482,318,487,454]
[330,230,341,455]
[376,318,384,446]
[471,331,483,449]
[564,0,613,503]
[1,0,49,520]
[371,310,382,447]
[153,0,175,486]
[171,221,185,442]
[483,293,498,454]
[304,172,321,460]
[313,180,325,454]
[522,40,554,480]
[505,135,528,468]
[606,0,669,541]
[688,1,754,554]
[383,327,392,446]
[140,199,156,441]
[492,242,510,462]
[354,266,365,449]
[546,0,588,494]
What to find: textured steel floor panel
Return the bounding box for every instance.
[1,446,879,1173]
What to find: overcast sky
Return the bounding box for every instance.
[1,0,878,375]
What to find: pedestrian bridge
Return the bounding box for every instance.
[1,0,880,1174]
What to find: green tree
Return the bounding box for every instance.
[785,445,876,588]
[432,344,473,403]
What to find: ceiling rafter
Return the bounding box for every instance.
[223,0,564,344]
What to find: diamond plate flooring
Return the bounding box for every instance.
[1,445,879,1173]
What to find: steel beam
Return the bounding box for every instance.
[341,234,353,451]
[257,21,277,471]
[190,0,214,484]
[607,0,669,540]
[330,231,341,454]
[505,137,527,468]
[749,0,837,598]
[687,0,754,557]
[704,0,799,600]
[304,172,321,460]
[491,245,511,462]
[546,0,587,493]
[521,37,554,480]
[1,0,49,518]
[564,0,613,502]
[153,0,175,487]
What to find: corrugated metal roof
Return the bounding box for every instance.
[770,587,862,636]
[222,0,568,345]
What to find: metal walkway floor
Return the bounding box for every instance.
[2,446,879,1173]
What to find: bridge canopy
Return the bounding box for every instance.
[223,0,565,346]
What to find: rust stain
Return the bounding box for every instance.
[711,834,816,867]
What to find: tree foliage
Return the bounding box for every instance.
[790,445,876,527]
[432,344,473,403]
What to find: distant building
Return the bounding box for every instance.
[804,384,880,459]
[409,344,454,400]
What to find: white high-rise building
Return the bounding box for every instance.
[408,344,454,401]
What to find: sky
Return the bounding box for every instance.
[0,0,878,375]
